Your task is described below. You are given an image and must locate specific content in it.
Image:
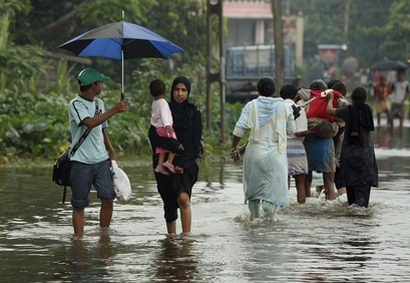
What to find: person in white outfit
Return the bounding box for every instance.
[390,70,409,129]
[230,77,296,219]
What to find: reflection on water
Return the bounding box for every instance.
[153,238,197,282]
[0,126,410,281]
[374,119,410,149]
[48,232,115,282]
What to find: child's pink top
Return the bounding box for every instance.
[151,98,173,128]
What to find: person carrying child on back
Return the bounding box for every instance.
[150,79,178,175]
[296,80,343,200]
[297,80,346,138]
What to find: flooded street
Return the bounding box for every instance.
[1,125,410,282]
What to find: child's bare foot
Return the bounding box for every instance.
[163,161,175,174]
[155,165,170,175]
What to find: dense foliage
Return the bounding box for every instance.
[0,0,408,162]
[289,0,408,67]
[0,0,235,162]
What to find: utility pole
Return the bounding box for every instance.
[206,0,225,143]
[343,0,352,46]
[271,0,285,91]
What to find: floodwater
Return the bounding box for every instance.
[1,123,410,282]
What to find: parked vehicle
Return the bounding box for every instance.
[225,44,295,102]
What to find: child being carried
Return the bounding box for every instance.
[297,80,348,138]
[150,79,178,175]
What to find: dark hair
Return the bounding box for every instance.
[280,84,297,100]
[351,86,367,103]
[149,79,166,98]
[327,79,341,89]
[257,77,275,97]
[332,82,347,96]
[79,82,93,92]
[310,80,327,91]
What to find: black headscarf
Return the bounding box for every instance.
[169,76,203,159]
[169,76,192,128]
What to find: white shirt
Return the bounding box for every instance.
[150,98,173,128]
[68,95,109,164]
[392,81,409,104]
[284,99,308,134]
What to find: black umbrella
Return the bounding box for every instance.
[371,60,408,71]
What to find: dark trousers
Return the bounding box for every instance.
[346,185,371,207]
[334,166,345,189]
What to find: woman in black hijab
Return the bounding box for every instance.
[148,76,202,236]
[326,86,378,207]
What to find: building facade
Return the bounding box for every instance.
[223,0,304,67]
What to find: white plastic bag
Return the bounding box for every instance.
[111,160,132,201]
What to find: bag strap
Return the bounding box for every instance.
[69,100,99,157]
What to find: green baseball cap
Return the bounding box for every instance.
[77,68,110,86]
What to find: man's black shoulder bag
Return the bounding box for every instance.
[52,100,99,203]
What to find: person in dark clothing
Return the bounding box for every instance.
[326,86,378,207]
[148,76,203,236]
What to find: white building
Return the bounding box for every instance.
[223,0,304,67]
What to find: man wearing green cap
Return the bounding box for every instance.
[68,68,127,235]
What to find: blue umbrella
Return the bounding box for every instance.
[59,20,184,98]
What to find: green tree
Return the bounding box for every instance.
[289,0,396,67]
[369,0,410,61]
[348,0,396,66]
[1,0,232,161]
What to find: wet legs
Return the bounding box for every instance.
[177,192,191,235]
[100,199,113,229]
[73,208,85,235]
[165,192,191,236]
[323,172,337,200]
[304,171,312,198]
[72,199,113,235]
[166,220,177,235]
[294,175,307,204]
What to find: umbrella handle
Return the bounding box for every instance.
[121,48,124,101]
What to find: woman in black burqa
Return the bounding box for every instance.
[148,76,203,236]
[327,86,378,207]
